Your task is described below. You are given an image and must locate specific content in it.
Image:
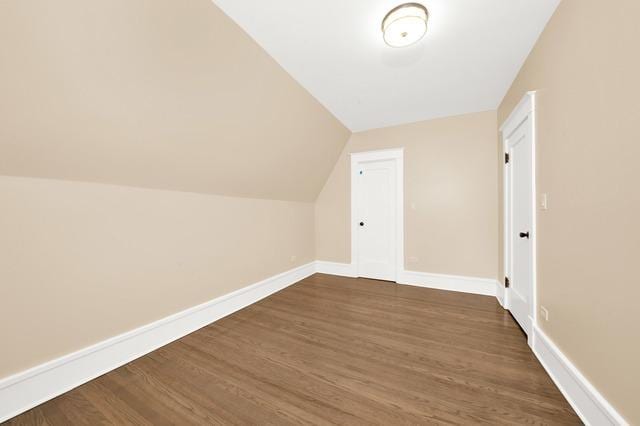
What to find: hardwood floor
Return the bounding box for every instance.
[7,274,580,425]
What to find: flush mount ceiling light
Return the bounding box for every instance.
[381,3,429,48]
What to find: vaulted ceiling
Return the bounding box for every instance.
[1,0,559,201]
[0,0,350,202]
[212,0,560,131]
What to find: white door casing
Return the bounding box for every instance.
[502,92,537,341]
[351,149,404,282]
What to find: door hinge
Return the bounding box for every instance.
[504,276,510,288]
[504,153,510,164]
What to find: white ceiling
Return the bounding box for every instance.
[212,0,560,132]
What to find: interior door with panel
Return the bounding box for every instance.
[355,159,397,281]
[506,116,534,335]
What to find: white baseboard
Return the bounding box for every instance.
[399,270,497,297]
[313,265,626,425]
[315,260,357,277]
[531,325,628,426]
[495,280,506,307]
[314,263,497,297]
[2,262,626,425]
[0,262,316,423]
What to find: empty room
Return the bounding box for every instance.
[1,0,638,424]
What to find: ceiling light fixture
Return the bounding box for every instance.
[381,3,429,48]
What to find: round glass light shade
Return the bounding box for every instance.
[382,3,428,48]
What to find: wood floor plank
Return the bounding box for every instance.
[217,304,563,404]
[6,274,581,425]
[202,310,573,424]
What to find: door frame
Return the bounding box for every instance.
[350,148,404,282]
[501,91,537,344]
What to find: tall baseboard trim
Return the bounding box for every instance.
[314,262,498,297]
[495,280,506,307]
[2,263,626,425]
[0,262,316,423]
[399,270,497,297]
[315,261,357,277]
[531,325,628,426]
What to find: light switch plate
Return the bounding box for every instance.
[540,193,549,211]
[540,306,549,321]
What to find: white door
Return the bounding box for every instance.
[505,116,534,335]
[354,159,397,281]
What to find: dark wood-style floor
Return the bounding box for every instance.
[7,274,580,425]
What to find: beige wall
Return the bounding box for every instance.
[316,111,499,280]
[0,176,314,377]
[0,0,350,201]
[498,0,640,421]
[0,0,347,379]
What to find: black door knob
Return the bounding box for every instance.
[519,231,530,239]
[359,222,364,227]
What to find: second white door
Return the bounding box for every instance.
[354,158,397,281]
[505,115,534,335]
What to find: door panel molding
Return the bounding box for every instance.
[502,91,537,345]
[350,148,404,282]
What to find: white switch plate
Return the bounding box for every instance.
[540,306,549,321]
[540,193,549,210]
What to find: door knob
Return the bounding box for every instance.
[359,222,365,227]
[519,231,530,239]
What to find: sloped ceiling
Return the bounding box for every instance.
[212,0,560,131]
[0,0,350,202]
